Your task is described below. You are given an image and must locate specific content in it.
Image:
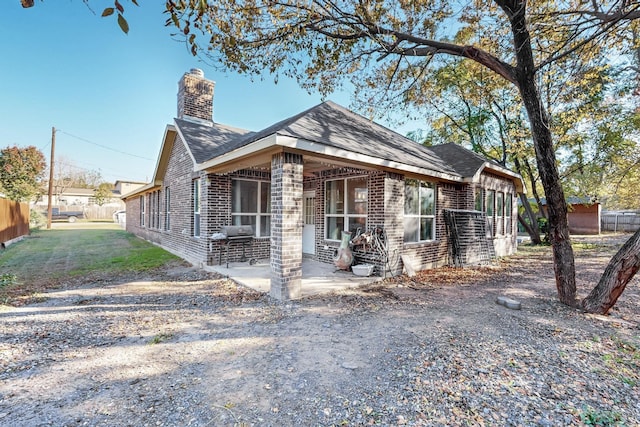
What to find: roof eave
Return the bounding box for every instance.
[121,182,161,200]
[465,162,526,194]
[195,134,464,182]
[122,124,177,200]
[173,121,199,167]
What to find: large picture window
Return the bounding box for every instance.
[231,179,271,237]
[325,176,368,240]
[404,179,435,242]
[193,179,201,237]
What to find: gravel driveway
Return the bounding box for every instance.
[1,235,639,426]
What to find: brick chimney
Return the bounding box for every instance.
[177,68,215,122]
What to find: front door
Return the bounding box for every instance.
[302,191,316,255]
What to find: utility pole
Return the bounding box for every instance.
[47,127,55,229]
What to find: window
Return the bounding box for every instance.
[140,195,145,226]
[486,190,495,236]
[404,179,435,242]
[148,193,154,228]
[496,191,504,235]
[193,179,201,237]
[164,187,171,231]
[149,192,156,229]
[474,188,484,212]
[325,176,368,240]
[505,192,512,235]
[231,179,271,237]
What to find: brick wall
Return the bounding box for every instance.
[206,170,271,265]
[477,172,518,256]
[126,143,519,274]
[177,69,215,122]
[126,133,209,266]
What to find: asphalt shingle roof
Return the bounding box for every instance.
[428,143,497,177]
[174,118,253,164]
[241,101,457,176]
[174,101,507,180]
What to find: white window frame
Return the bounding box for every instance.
[475,187,484,212]
[164,187,171,231]
[486,189,496,236]
[140,195,145,227]
[496,191,505,236]
[403,179,436,243]
[505,192,512,235]
[231,179,271,238]
[324,176,368,241]
[193,179,201,238]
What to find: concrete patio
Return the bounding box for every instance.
[205,258,381,297]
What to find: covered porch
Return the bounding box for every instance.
[206,258,381,298]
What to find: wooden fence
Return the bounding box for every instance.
[0,198,30,244]
[601,214,640,232]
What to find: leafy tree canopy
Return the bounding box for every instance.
[0,145,47,202]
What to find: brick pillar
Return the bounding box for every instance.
[384,173,404,276]
[270,152,304,300]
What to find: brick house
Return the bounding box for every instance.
[123,69,524,300]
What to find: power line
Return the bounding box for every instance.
[57,130,154,161]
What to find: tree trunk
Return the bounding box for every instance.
[523,158,546,220]
[518,193,542,244]
[517,213,538,243]
[513,157,542,244]
[582,229,640,314]
[500,0,577,306]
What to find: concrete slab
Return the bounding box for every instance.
[205,258,381,298]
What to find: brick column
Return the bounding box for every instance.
[270,152,304,300]
[384,173,404,276]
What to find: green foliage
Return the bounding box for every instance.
[29,209,46,230]
[0,145,46,202]
[93,182,114,206]
[580,405,624,426]
[0,274,17,289]
[148,333,173,345]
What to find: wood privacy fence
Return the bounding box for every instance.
[60,205,122,220]
[0,198,30,244]
[601,213,640,232]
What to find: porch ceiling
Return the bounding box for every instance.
[203,148,376,177]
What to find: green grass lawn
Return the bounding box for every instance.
[0,224,179,305]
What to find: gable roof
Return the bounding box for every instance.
[429,143,524,192]
[174,118,253,164]
[126,100,524,200]
[428,143,492,176]
[233,101,457,177]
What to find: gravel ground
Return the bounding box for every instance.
[1,234,639,426]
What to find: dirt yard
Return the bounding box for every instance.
[1,234,639,426]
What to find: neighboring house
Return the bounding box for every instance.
[123,69,524,300]
[33,187,97,207]
[33,181,144,210]
[538,196,601,235]
[114,180,146,199]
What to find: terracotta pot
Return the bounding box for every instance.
[333,231,353,270]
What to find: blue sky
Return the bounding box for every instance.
[2,2,415,184]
